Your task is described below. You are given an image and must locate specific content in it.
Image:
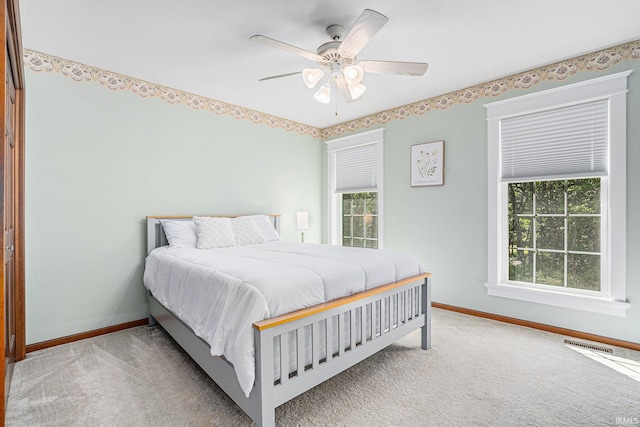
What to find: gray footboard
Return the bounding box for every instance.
[150,275,431,427]
[252,275,430,426]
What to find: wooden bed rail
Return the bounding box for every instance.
[253,273,431,331]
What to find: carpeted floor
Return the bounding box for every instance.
[7,308,640,426]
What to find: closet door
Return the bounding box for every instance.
[3,48,17,401]
[1,0,24,422]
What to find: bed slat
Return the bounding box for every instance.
[371,300,378,340]
[404,290,409,322]
[312,322,320,369]
[380,298,389,336]
[406,289,411,322]
[361,304,367,345]
[280,335,289,384]
[338,313,345,356]
[326,318,333,362]
[296,328,304,378]
[350,309,357,351]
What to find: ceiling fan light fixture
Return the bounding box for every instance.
[302,68,325,88]
[348,82,367,100]
[251,9,428,106]
[343,65,364,85]
[314,83,331,103]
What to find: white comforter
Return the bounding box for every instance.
[143,240,426,397]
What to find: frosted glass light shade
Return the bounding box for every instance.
[314,83,331,104]
[343,65,364,85]
[302,68,325,88]
[296,211,309,230]
[348,82,366,100]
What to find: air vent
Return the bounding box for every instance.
[564,338,613,353]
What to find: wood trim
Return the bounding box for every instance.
[13,83,24,362]
[1,1,24,423]
[10,0,24,363]
[253,273,431,331]
[25,319,149,353]
[5,0,21,87]
[1,5,7,423]
[432,302,640,352]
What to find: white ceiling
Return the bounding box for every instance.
[18,0,640,129]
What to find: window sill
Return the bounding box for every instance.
[485,282,630,317]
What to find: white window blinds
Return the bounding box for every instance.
[334,143,378,193]
[500,99,609,182]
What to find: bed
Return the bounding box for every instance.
[144,214,432,427]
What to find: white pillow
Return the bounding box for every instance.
[192,216,236,249]
[160,220,197,248]
[238,215,280,242]
[231,217,266,246]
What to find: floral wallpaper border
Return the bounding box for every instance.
[322,39,640,138]
[23,49,323,138]
[24,39,640,139]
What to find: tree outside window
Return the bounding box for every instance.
[508,178,601,292]
[342,192,378,248]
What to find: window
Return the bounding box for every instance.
[485,71,630,316]
[326,128,384,248]
[342,192,378,248]
[508,178,602,293]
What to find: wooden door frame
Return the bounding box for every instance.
[5,0,24,363]
[0,0,25,421]
[14,70,24,364]
[2,0,24,401]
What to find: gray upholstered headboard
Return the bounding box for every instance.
[145,214,281,255]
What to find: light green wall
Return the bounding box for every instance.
[361,60,639,343]
[25,70,323,344]
[26,57,639,346]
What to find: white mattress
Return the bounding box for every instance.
[143,240,427,397]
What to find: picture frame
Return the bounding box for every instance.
[411,140,445,186]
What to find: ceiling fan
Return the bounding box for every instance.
[250,9,428,104]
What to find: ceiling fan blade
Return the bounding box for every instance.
[360,60,429,76]
[258,71,302,82]
[250,35,323,61]
[338,9,389,58]
[334,76,355,103]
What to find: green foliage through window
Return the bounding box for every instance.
[508,178,601,292]
[342,192,378,249]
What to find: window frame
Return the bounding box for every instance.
[326,128,384,248]
[484,71,631,317]
[506,178,606,295]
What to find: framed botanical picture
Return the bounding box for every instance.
[411,140,444,186]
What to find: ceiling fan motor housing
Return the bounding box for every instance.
[316,40,355,68]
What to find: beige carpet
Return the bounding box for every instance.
[7,309,640,426]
